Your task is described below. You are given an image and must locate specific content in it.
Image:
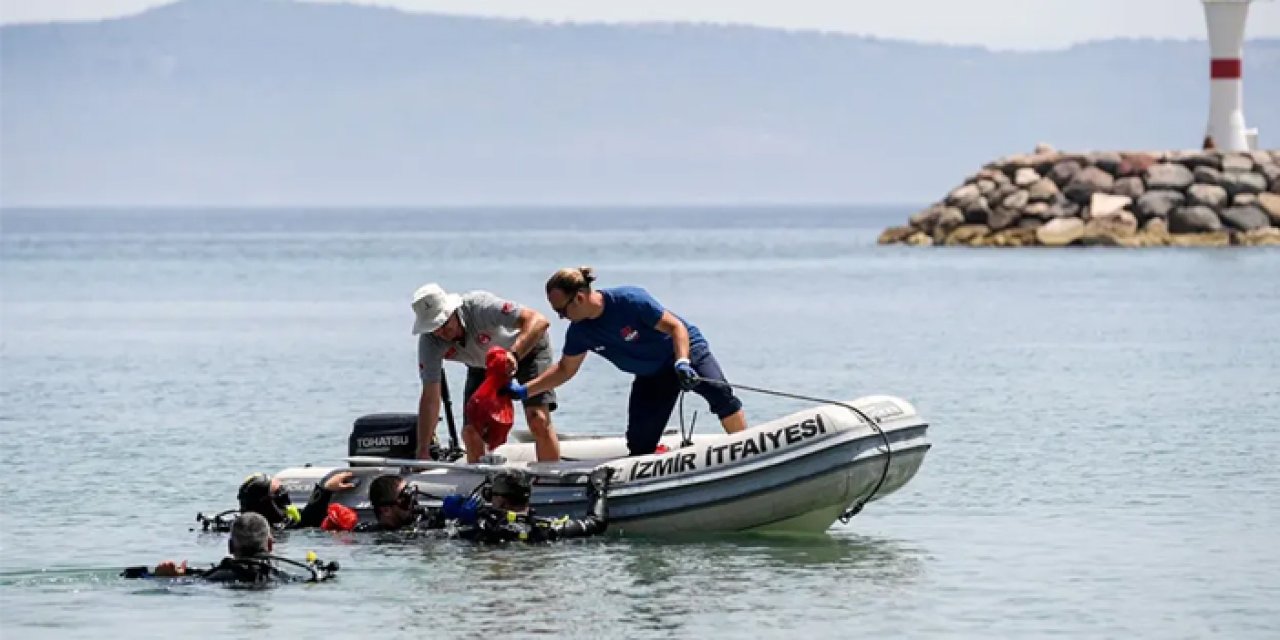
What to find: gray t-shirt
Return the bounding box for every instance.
[417,290,534,383]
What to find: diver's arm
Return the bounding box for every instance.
[524,353,585,397]
[546,468,611,539]
[298,471,356,528]
[298,487,334,528]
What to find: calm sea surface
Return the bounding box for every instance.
[1,206,1278,639]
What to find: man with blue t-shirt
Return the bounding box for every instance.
[507,266,747,456]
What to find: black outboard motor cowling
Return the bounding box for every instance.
[348,413,418,458]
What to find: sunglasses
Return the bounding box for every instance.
[551,289,582,318]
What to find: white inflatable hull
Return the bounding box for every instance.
[274,395,930,535]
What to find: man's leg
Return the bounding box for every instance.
[626,372,682,456]
[519,336,561,462]
[689,347,746,434]
[462,424,486,464]
[460,366,485,462]
[524,405,560,462]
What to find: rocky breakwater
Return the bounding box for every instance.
[880,146,1280,247]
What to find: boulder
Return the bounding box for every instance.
[945,183,982,207]
[878,225,917,245]
[1117,153,1157,177]
[976,178,998,196]
[1257,162,1280,187]
[987,227,1039,247]
[1028,178,1060,202]
[1047,160,1083,187]
[1035,142,1057,155]
[1186,183,1229,209]
[1241,227,1280,246]
[944,224,991,246]
[1035,217,1085,246]
[1258,193,1280,226]
[905,232,934,246]
[962,196,992,224]
[1023,202,1051,219]
[1221,154,1254,173]
[1088,193,1133,219]
[1134,217,1170,247]
[1169,232,1231,248]
[1017,216,1044,230]
[1063,166,1115,204]
[1081,211,1139,246]
[935,207,966,236]
[1219,171,1268,197]
[1014,167,1041,187]
[1219,205,1272,232]
[1169,206,1223,233]
[1193,166,1223,185]
[1112,176,1146,199]
[1178,152,1222,170]
[1135,190,1185,219]
[1001,189,1030,210]
[1145,163,1195,190]
[1056,201,1082,219]
[1090,151,1122,175]
[988,206,1022,231]
[1233,193,1258,207]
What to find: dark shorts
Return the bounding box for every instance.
[625,344,743,456]
[463,335,557,415]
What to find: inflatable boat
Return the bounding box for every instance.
[270,394,931,535]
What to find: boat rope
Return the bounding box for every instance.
[694,379,893,523]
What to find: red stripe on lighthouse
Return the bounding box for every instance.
[1211,58,1241,79]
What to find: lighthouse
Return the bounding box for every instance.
[1202,0,1259,151]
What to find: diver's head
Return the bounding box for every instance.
[228,512,274,558]
[489,469,533,512]
[369,475,417,529]
[237,473,295,526]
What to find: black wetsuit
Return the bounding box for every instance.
[200,484,347,532]
[122,554,336,584]
[454,507,607,544]
[200,556,297,584]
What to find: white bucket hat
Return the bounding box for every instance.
[411,283,462,335]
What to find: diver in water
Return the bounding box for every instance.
[198,470,359,532]
[362,467,611,542]
[362,474,441,531]
[448,467,611,544]
[124,513,339,584]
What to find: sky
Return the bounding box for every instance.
[1,0,1278,50]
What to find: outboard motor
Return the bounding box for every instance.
[348,413,418,459]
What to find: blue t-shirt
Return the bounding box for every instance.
[563,286,707,376]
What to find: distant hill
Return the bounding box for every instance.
[2,0,1278,206]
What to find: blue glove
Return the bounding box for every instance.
[674,359,699,390]
[502,381,528,401]
[441,494,482,525]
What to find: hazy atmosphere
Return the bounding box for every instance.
[4,0,1280,49]
[2,0,1278,205]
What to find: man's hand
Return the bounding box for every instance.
[153,561,187,577]
[674,359,699,390]
[502,381,528,401]
[322,471,357,493]
[504,352,519,377]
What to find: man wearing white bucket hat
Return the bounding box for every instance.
[412,283,561,463]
